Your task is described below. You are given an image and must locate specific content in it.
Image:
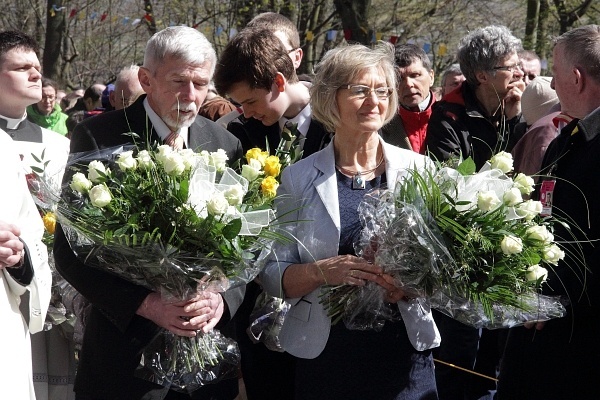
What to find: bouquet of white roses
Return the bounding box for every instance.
[322,152,570,329]
[55,143,277,392]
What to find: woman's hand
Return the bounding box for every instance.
[313,254,384,286]
[504,80,526,120]
[282,255,406,300]
[378,273,406,303]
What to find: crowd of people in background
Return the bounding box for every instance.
[1,11,600,400]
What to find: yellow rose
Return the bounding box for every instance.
[246,148,269,166]
[43,212,56,235]
[260,176,279,198]
[263,156,281,177]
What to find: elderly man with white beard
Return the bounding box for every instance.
[53,26,244,400]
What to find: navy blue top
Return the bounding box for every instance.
[336,170,386,256]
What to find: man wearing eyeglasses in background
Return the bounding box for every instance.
[380,44,436,153]
[425,25,526,400]
[519,49,542,86]
[26,77,69,136]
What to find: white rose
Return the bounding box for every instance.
[89,184,112,208]
[526,225,554,244]
[156,145,173,164]
[179,149,199,170]
[517,200,543,221]
[163,152,186,176]
[136,150,155,169]
[70,172,93,194]
[513,173,535,195]
[88,160,108,183]
[116,150,137,170]
[501,235,523,255]
[210,149,229,171]
[477,190,501,212]
[526,264,548,283]
[503,187,523,206]
[198,150,211,165]
[223,184,245,206]
[207,193,229,216]
[543,244,565,265]
[242,159,263,181]
[490,151,514,173]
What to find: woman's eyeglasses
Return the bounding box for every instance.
[342,84,394,99]
[492,63,523,73]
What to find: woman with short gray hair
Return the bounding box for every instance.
[425,24,526,400]
[426,24,525,169]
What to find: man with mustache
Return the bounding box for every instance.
[380,44,436,154]
[54,26,244,400]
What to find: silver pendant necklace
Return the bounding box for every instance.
[336,153,385,190]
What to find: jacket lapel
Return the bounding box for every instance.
[312,142,341,232]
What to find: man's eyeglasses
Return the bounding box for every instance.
[492,63,523,73]
[342,84,394,100]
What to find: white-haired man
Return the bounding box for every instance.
[54,26,243,400]
[109,64,144,110]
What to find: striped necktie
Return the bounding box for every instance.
[165,131,184,150]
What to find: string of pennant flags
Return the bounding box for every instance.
[50,5,447,55]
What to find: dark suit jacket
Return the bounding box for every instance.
[54,95,243,400]
[226,114,332,156]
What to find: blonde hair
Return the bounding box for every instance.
[310,42,398,133]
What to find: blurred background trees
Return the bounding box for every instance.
[1,0,598,90]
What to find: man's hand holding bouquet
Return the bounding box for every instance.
[55,143,279,392]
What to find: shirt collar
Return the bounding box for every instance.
[279,103,312,137]
[143,97,189,146]
[400,92,432,113]
[0,113,27,129]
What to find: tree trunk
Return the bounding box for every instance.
[333,0,371,45]
[524,0,539,50]
[42,0,65,81]
[536,0,550,70]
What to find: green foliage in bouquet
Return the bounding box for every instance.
[59,144,277,299]
[393,152,565,320]
[320,152,571,329]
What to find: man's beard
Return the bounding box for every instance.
[162,102,198,130]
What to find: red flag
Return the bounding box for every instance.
[69,9,77,18]
[389,36,398,44]
[100,13,107,22]
[344,29,352,40]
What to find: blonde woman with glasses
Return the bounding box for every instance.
[260,42,440,400]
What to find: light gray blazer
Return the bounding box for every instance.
[260,138,440,359]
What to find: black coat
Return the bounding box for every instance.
[226,113,332,156]
[498,108,600,399]
[425,83,523,169]
[54,95,243,400]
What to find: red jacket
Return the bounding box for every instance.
[398,94,436,154]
